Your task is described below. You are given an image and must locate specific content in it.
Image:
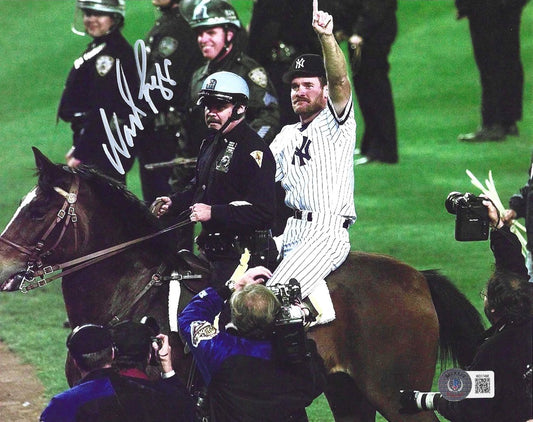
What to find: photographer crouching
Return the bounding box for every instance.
[400,196,532,421]
[178,267,326,421]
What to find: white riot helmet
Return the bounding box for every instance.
[72,0,126,36]
[197,71,249,107]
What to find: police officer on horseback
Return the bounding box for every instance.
[153,71,277,287]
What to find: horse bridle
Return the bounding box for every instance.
[0,174,192,294]
[0,176,81,292]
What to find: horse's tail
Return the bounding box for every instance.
[422,269,485,369]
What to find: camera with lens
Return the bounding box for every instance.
[269,279,308,366]
[445,192,489,241]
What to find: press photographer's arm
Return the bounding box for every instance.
[399,199,532,421]
[484,198,528,278]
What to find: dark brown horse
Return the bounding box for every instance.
[0,148,484,422]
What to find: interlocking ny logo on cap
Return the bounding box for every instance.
[295,58,305,69]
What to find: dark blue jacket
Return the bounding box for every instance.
[171,120,276,237]
[40,368,190,422]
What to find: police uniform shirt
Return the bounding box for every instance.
[58,29,138,179]
[192,120,276,236]
[247,0,321,65]
[144,7,203,114]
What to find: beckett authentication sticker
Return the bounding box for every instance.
[466,371,495,398]
[438,368,472,401]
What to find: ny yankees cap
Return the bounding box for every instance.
[282,54,326,83]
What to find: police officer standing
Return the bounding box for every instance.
[456,0,529,142]
[58,0,138,183]
[154,72,276,287]
[324,0,399,165]
[138,0,204,203]
[185,0,280,149]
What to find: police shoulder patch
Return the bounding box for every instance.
[190,320,218,347]
[95,55,115,76]
[250,150,264,168]
[248,67,268,88]
[158,36,179,57]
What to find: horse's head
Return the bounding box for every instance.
[1,148,180,294]
[0,148,87,291]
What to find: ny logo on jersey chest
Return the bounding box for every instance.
[292,136,312,166]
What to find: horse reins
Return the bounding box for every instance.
[0,174,192,293]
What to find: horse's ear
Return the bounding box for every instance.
[32,147,66,186]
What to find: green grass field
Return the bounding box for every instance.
[0,1,531,420]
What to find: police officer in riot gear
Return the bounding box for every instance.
[59,0,138,183]
[154,72,277,287]
[138,0,203,204]
[184,0,280,149]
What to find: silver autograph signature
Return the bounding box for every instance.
[101,39,176,174]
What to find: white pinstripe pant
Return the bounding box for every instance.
[267,213,351,298]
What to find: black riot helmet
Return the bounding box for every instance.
[186,0,241,31]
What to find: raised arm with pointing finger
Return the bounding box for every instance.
[312,0,352,115]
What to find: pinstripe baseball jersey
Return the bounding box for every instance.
[269,95,357,221]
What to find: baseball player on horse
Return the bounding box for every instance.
[267,0,357,325]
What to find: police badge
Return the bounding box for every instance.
[216,141,236,173]
[248,67,268,88]
[158,36,179,57]
[96,55,115,76]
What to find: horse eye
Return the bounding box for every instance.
[28,204,49,221]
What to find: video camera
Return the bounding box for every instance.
[269,279,308,366]
[445,192,489,241]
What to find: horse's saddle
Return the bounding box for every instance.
[178,249,211,276]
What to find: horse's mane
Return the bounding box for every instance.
[37,163,181,265]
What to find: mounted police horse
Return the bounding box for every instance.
[0,148,484,422]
